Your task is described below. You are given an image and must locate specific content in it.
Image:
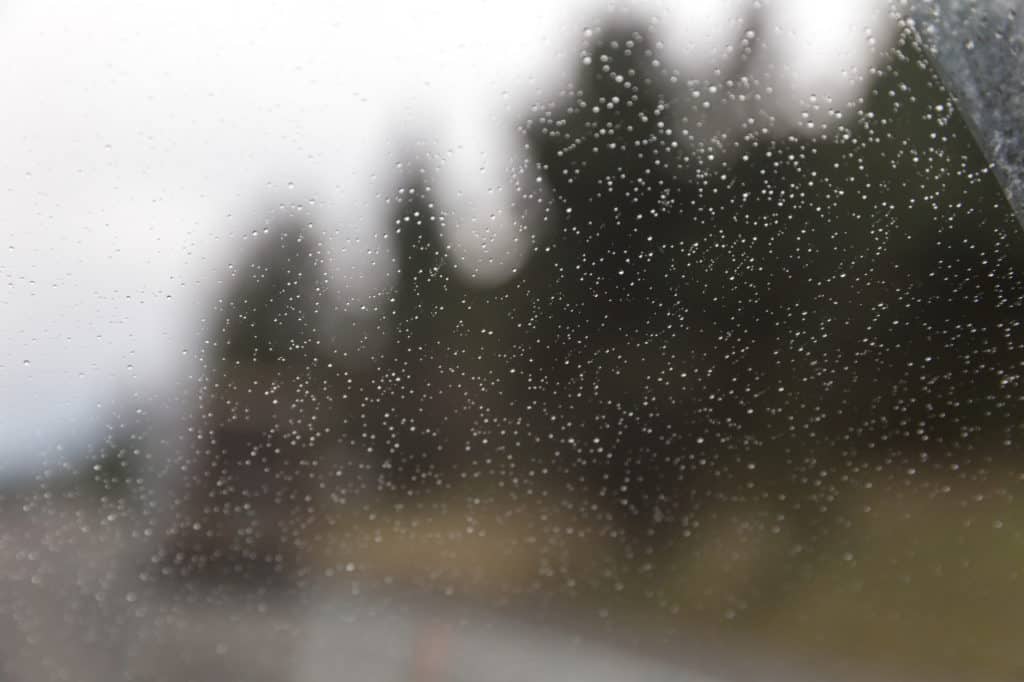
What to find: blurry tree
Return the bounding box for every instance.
[165,12,1024,598]
[165,216,341,581]
[374,179,453,493]
[512,15,1024,568]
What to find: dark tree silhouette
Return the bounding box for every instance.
[164,216,343,581]
[162,15,1024,591]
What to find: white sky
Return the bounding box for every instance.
[0,0,892,468]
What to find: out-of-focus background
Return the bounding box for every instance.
[3,1,1024,680]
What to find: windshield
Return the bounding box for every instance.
[2,1,1023,680]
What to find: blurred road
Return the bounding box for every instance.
[298,599,718,682]
[0,502,909,682]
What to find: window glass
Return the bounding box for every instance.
[2,1,1023,680]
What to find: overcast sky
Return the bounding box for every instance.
[0,0,892,470]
